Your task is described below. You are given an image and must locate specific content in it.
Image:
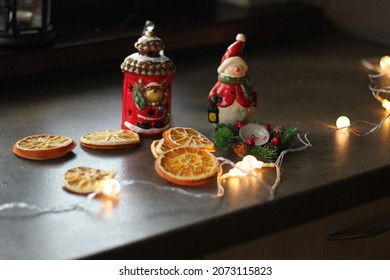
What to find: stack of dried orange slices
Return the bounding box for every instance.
[151,127,216,158]
[80,129,140,150]
[152,127,219,186]
[13,134,77,160]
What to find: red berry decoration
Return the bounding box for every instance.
[236,121,245,129]
[263,123,271,131]
[245,138,255,147]
[271,136,281,146]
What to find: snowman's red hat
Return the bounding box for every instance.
[217,33,248,74]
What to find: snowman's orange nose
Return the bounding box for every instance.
[234,66,240,73]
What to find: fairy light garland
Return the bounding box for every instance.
[216,156,278,194]
[215,110,389,196]
[1,56,389,216]
[0,179,120,216]
[362,56,390,111]
[1,116,388,215]
[216,132,312,195]
[1,109,387,217]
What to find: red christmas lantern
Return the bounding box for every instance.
[121,25,175,137]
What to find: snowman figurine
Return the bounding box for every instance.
[208,33,257,125]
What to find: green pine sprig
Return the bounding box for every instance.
[213,120,298,163]
[247,145,277,163]
[213,126,236,151]
[277,127,298,150]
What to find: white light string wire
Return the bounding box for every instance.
[361,58,381,73]
[0,179,123,217]
[361,57,390,110]
[120,179,225,199]
[0,191,99,216]
[1,112,388,217]
[1,57,389,216]
[350,114,390,136]
[216,133,312,195]
[216,157,277,194]
[0,177,225,217]
[215,108,390,196]
[360,57,390,132]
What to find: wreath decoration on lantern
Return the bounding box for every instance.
[214,120,298,163]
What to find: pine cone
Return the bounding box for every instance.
[233,143,248,157]
[272,126,283,136]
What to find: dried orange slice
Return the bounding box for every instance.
[162,127,215,152]
[150,138,173,158]
[150,139,162,158]
[80,129,140,150]
[13,134,76,160]
[155,146,219,186]
[63,167,117,194]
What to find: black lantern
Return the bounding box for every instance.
[0,0,54,46]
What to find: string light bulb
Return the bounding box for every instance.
[336,116,351,129]
[229,155,264,176]
[374,95,390,111]
[382,99,390,111]
[380,56,390,73]
[100,179,121,196]
[362,56,390,110]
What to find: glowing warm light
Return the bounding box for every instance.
[382,99,390,111]
[145,20,155,32]
[229,167,245,177]
[229,155,264,176]
[336,116,351,129]
[380,56,390,72]
[101,179,121,196]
